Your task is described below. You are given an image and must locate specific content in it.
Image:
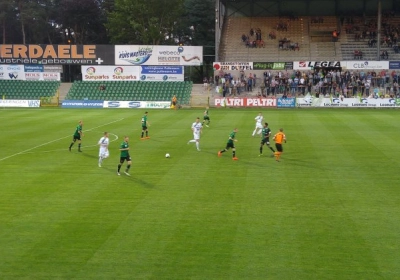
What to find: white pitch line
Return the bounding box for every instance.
[0,118,124,162]
[19,132,119,155]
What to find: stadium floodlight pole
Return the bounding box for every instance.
[215,0,220,62]
[377,0,381,60]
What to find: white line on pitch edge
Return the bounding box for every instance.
[0,118,124,162]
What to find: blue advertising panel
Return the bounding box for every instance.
[389,61,400,69]
[24,64,44,72]
[61,100,104,108]
[277,97,296,108]
[140,66,183,74]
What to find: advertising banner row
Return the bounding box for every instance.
[0,99,40,107]
[213,61,400,71]
[214,97,400,107]
[61,100,171,109]
[0,44,203,66]
[0,64,60,80]
[82,65,184,81]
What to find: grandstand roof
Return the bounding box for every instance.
[220,0,396,17]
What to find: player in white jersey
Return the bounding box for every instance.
[187,117,203,151]
[252,112,264,136]
[98,132,110,167]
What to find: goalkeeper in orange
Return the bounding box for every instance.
[273,128,286,162]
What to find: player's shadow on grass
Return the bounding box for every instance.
[101,167,155,189]
[283,157,323,170]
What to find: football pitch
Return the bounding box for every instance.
[0,107,399,279]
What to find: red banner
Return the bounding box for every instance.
[214,97,276,107]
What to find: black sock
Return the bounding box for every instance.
[220,149,226,153]
[269,146,275,152]
[146,131,148,137]
[141,132,144,138]
[69,143,74,148]
[78,143,81,150]
[118,164,121,172]
[126,165,131,172]
[233,151,236,157]
[260,147,263,154]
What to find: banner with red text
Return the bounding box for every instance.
[214,97,276,107]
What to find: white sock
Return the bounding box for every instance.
[196,142,200,150]
[252,129,257,136]
[189,140,196,143]
[99,157,102,164]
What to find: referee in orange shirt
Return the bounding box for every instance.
[273,128,287,162]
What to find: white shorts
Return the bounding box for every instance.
[255,123,263,129]
[99,148,109,158]
[193,132,200,140]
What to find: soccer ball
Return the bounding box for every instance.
[165,153,170,158]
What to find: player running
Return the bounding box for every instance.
[259,123,275,156]
[202,107,210,127]
[187,117,203,151]
[218,128,239,160]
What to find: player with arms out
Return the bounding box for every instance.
[187,117,203,151]
[140,112,150,139]
[202,107,210,127]
[273,128,287,162]
[218,128,239,160]
[69,120,84,152]
[98,132,109,167]
[117,136,132,176]
[252,112,264,137]
[259,122,275,156]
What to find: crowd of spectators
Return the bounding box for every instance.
[213,69,400,98]
[214,71,258,97]
[241,27,265,48]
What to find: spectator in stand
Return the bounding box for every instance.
[332,30,339,42]
[241,34,247,43]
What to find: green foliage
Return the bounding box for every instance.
[107,0,184,44]
[0,108,400,279]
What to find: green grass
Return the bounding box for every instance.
[0,107,400,279]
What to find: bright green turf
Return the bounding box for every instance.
[0,108,399,279]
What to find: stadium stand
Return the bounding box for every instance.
[64,81,193,105]
[220,13,400,62]
[0,80,60,100]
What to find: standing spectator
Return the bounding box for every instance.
[203,77,208,90]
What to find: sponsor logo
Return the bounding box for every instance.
[86,67,96,75]
[8,72,18,79]
[140,75,146,81]
[28,100,40,107]
[158,56,180,62]
[118,46,153,65]
[114,67,123,75]
[163,75,168,81]
[106,101,141,108]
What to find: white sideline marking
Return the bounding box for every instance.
[0,118,124,162]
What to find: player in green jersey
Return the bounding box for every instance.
[141,112,150,139]
[259,122,275,156]
[69,120,83,152]
[202,107,210,127]
[218,128,239,160]
[117,136,132,176]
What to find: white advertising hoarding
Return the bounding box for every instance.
[0,64,60,80]
[115,45,202,66]
[82,65,184,81]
